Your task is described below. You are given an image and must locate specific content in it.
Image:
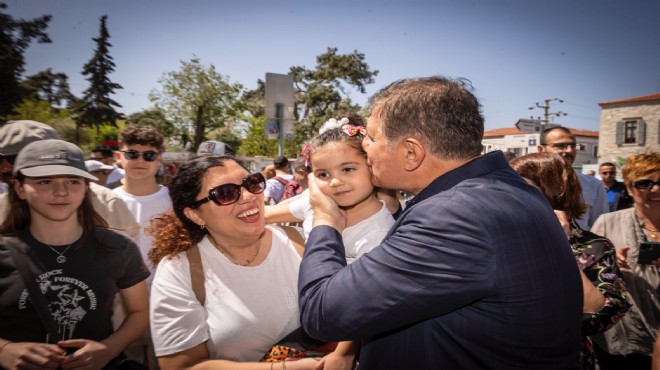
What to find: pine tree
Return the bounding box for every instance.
[0,2,52,119]
[75,15,123,132]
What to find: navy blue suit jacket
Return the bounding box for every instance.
[299,151,582,369]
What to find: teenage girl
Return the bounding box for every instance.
[0,139,149,370]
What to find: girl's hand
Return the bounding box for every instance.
[0,341,64,369]
[57,339,113,370]
[308,174,346,232]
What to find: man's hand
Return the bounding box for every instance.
[308,174,346,233]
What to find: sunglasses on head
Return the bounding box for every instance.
[190,173,266,208]
[121,150,160,162]
[631,179,660,190]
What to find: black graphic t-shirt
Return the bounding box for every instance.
[0,227,149,343]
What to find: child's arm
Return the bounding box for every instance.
[316,340,358,370]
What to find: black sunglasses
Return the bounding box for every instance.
[190,173,266,207]
[631,179,660,190]
[121,150,160,162]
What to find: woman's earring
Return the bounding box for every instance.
[199,224,206,230]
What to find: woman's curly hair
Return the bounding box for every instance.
[146,155,245,265]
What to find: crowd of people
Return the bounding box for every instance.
[0,75,658,370]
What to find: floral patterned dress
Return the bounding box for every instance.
[568,220,631,370]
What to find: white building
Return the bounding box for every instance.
[482,124,600,170]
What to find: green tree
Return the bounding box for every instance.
[21,68,76,109]
[126,108,175,140]
[238,115,278,157]
[290,47,378,140]
[149,57,244,152]
[75,15,123,133]
[0,2,52,119]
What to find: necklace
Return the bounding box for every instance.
[46,243,75,264]
[643,226,658,239]
[208,235,262,266]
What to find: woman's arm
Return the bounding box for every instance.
[159,342,321,370]
[58,281,149,369]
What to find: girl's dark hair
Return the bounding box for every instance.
[0,175,109,247]
[310,113,366,163]
[147,155,246,264]
[510,152,587,220]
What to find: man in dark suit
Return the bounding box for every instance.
[299,76,583,369]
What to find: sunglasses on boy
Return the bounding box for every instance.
[190,173,266,208]
[631,179,660,190]
[121,150,160,162]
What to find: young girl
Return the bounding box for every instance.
[0,139,149,370]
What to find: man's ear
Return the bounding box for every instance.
[183,207,204,228]
[401,138,425,172]
[537,145,545,153]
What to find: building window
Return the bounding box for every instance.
[616,119,646,146]
[593,145,598,158]
[624,121,637,143]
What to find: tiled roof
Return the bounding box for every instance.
[599,93,660,107]
[484,127,599,138]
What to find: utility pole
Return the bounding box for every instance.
[528,98,567,131]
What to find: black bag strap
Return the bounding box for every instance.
[3,236,62,343]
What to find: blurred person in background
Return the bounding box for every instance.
[599,161,633,212]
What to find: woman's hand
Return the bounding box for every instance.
[58,339,113,370]
[314,352,355,370]
[616,246,631,270]
[0,341,65,369]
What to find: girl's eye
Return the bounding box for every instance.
[37,180,51,185]
[316,172,329,179]
[343,167,356,173]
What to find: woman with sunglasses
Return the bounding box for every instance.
[590,152,660,369]
[147,155,324,370]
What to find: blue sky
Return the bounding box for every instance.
[6,0,660,132]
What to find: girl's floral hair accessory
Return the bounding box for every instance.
[341,124,367,137]
[319,117,350,134]
[300,142,312,167]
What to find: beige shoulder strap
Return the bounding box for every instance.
[281,226,305,257]
[188,244,205,306]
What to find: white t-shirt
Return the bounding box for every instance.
[150,226,303,361]
[343,202,395,264]
[113,185,172,286]
[289,194,394,263]
[264,174,294,203]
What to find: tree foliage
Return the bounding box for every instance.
[21,68,76,109]
[290,47,378,139]
[0,2,52,119]
[149,57,244,152]
[75,15,123,132]
[126,108,175,140]
[237,115,279,157]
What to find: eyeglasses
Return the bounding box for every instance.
[600,171,615,175]
[543,143,577,151]
[0,154,17,165]
[121,150,160,162]
[631,179,660,190]
[190,173,266,207]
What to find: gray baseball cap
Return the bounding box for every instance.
[0,120,61,156]
[13,139,98,181]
